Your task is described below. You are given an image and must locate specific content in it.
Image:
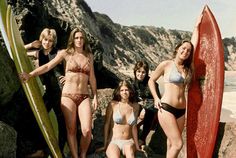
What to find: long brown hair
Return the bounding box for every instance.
[113,80,135,103]
[173,40,194,84]
[66,27,91,54]
[173,40,194,69]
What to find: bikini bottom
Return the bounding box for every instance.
[62,93,89,106]
[160,102,186,119]
[110,138,134,154]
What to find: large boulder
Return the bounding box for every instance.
[0,121,17,158]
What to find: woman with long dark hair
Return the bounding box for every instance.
[21,27,98,158]
[97,80,140,158]
[132,60,161,146]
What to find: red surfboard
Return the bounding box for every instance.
[187,5,224,158]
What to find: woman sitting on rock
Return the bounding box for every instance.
[97,80,141,158]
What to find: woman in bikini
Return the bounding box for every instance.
[97,80,140,158]
[148,16,201,158]
[20,27,98,158]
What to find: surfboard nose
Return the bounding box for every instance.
[204,5,209,10]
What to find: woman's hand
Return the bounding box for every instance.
[58,76,65,86]
[19,72,32,82]
[154,98,162,111]
[136,144,142,151]
[30,40,41,49]
[92,96,98,111]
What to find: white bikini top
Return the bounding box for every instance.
[113,102,137,126]
[164,61,185,84]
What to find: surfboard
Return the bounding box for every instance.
[0,3,63,158]
[187,5,224,158]
[0,0,12,58]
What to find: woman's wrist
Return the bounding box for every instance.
[154,96,160,101]
[24,43,31,50]
[29,72,36,78]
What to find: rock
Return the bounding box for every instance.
[0,43,21,106]
[213,122,236,158]
[0,121,17,158]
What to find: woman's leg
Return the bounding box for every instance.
[78,98,92,158]
[140,109,156,144]
[106,143,120,158]
[61,97,78,158]
[158,110,184,158]
[123,143,136,158]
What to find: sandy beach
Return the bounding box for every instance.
[220,71,236,122]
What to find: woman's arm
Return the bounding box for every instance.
[132,125,140,151]
[89,54,98,110]
[20,50,66,81]
[191,14,203,51]
[132,103,141,150]
[96,101,113,152]
[24,40,41,50]
[104,102,113,148]
[26,50,38,59]
[148,61,166,108]
[25,41,41,59]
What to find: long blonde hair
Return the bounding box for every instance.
[66,27,91,55]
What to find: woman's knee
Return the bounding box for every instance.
[172,139,183,151]
[81,127,91,137]
[67,128,77,136]
[66,123,77,135]
[123,144,135,158]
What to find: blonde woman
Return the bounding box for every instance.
[21,27,98,158]
[24,28,66,155]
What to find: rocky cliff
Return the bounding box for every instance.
[224,37,236,70]
[2,0,236,89]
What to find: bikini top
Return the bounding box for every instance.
[164,61,185,84]
[113,102,137,126]
[66,55,90,76]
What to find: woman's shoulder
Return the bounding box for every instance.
[87,52,94,60]
[57,49,69,57]
[109,100,119,108]
[132,102,140,109]
[161,60,173,65]
[158,60,174,70]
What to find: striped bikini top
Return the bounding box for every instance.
[66,55,90,76]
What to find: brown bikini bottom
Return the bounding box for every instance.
[62,93,89,106]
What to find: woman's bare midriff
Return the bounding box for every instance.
[161,83,187,109]
[62,72,89,94]
[111,124,133,140]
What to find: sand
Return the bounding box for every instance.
[220,71,236,122]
